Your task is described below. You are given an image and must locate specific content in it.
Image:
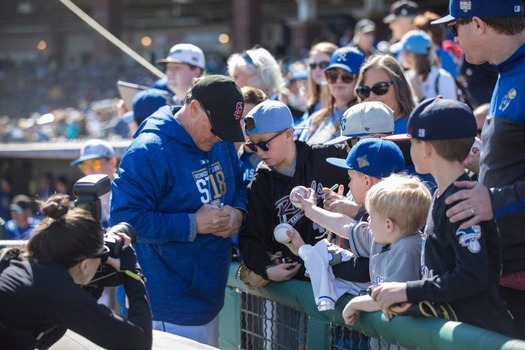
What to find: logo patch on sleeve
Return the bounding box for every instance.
[456,225,482,253]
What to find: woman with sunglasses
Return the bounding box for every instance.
[303,42,339,119]
[297,47,365,145]
[355,54,416,135]
[0,194,152,349]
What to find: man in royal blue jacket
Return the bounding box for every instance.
[110,75,247,346]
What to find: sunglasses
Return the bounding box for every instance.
[309,61,330,70]
[448,18,472,37]
[245,129,287,152]
[325,70,356,84]
[91,245,110,263]
[78,159,104,173]
[196,99,218,137]
[356,81,394,99]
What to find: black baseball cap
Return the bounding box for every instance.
[383,0,419,23]
[407,97,477,140]
[190,75,245,142]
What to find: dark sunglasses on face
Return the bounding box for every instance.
[309,61,330,70]
[325,70,356,84]
[91,245,111,264]
[356,81,394,99]
[448,18,472,37]
[245,129,287,152]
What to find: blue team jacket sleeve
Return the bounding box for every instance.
[110,140,195,243]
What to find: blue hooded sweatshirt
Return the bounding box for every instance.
[110,105,247,325]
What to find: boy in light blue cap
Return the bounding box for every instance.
[239,100,359,284]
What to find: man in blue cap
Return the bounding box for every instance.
[432,0,525,336]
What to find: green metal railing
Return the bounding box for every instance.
[220,261,525,350]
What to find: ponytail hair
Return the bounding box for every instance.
[27,194,104,268]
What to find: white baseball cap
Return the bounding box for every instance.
[324,101,394,145]
[157,43,205,69]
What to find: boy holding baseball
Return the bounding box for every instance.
[238,100,352,283]
[370,97,516,337]
[285,139,430,315]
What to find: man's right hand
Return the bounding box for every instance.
[195,204,231,234]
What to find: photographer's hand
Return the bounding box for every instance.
[105,231,132,272]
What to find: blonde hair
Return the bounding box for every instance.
[305,42,339,109]
[365,174,431,235]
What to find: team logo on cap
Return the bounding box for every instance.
[456,225,481,254]
[459,0,472,13]
[357,155,370,169]
[499,88,517,112]
[336,49,348,62]
[234,102,244,121]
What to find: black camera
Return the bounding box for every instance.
[73,175,136,287]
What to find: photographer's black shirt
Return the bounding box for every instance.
[0,256,152,349]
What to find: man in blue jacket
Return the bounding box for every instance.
[110,75,247,346]
[432,0,525,337]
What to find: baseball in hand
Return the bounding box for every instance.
[273,223,294,243]
[289,186,309,209]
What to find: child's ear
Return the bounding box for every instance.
[422,141,433,158]
[385,218,395,232]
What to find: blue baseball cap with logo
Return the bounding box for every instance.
[407,97,477,140]
[326,138,405,179]
[324,47,366,75]
[390,30,432,55]
[244,100,294,135]
[432,0,522,24]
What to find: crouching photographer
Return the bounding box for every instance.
[0,194,152,349]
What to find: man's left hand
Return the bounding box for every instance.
[445,181,493,229]
[214,206,243,238]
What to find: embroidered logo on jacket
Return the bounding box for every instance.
[498,88,517,112]
[456,225,482,253]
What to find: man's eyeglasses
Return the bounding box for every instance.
[325,70,356,84]
[78,159,104,173]
[196,99,218,137]
[91,245,110,264]
[356,81,394,99]
[245,129,287,152]
[309,61,330,70]
[448,18,472,37]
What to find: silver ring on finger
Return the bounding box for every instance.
[469,207,475,215]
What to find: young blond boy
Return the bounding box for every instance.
[371,97,516,337]
[284,139,415,311]
[341,174,431,325]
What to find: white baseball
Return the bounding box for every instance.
[289,186,309,209]
[274,223,294,243]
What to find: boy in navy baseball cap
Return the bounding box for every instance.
[370,97,517,337]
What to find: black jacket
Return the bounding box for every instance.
[239,141,349,280]
[0,247,152,350]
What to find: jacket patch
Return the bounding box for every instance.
[456,225,482,253]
